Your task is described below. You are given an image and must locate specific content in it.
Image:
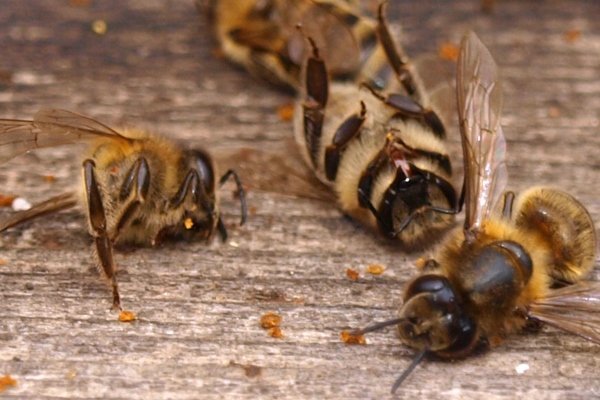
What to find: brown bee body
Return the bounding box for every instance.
[201,0,391,91]
[0,109,247,310]
[293,77,455,247]
[206,1,458,248]
[354,32,599,392]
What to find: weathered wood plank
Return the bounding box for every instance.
[0,1,598,399]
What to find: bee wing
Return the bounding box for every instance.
[413,54,457,123]
[0,192,79,232]
[456,32,508,233]
[215,141,336,203]
[528,282,600,344]
[0,109,130,163]
[286,0,362,75]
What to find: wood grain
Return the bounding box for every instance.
[0,1,598,399]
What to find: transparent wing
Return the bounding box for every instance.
[215,140,335,203]
[528,282,600,345]
[456,31,508,233]
[0,109,129,163]
[0,192,79,232]
[413,54,457,122]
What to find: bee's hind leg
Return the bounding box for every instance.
[83,159,121,311]
[375,3,446,138]
[376,2,421,100]
[301,35,329,169]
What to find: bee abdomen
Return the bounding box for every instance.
[513,187,597,283]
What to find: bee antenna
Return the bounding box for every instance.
[350,317,404,335]
[390,349,427,394]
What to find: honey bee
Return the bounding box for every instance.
[351,32,599,392]
[200,0,412,91]
[0,109,247,310]
[207,1,459,249]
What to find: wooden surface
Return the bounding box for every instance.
[0,1,599,399]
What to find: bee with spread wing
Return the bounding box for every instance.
[352,31,598,392]
[0,109,247,310]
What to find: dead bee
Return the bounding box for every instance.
[351,32,599,392]
[201,0,407,91]
[292,4,457,248]
[209,2,458,249]
[0,109,247,310]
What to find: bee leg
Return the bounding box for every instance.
[362,84,446,138]
[501,191,515,219]
[216,217,228,242]
[386,94,446,138]
[324,101,366,181]
[357,187,393,235]
[302,36,329,168]
[213,169,247,242]
[376,2,422,100]
[169,168,222,241]
[113,157,150,237]
[169,169,199,208]
[83,159,121,311]
[219,169,248,226]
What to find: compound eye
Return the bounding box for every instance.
[436,314,479,358]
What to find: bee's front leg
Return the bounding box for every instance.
[109,157,151,242]
[218,169,247,225]
[166,167,221,241]
[83,159,121,310]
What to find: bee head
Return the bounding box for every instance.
[173,149,246,243]
[179,208,218,240]
[398,275,478,357]
[162,149,221,241]
[378,164,457,248]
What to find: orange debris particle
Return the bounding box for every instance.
[118,310,137,322]
[0,375,17,393]
[260,312,282,329]
[340,330,366,345]
[0,194,16,207]
[564,29,581,43]
[267,326,284,339]
[277,103,294,122]
[346,268,359,281]
[438,42,460,62]
[366,264,385,275]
